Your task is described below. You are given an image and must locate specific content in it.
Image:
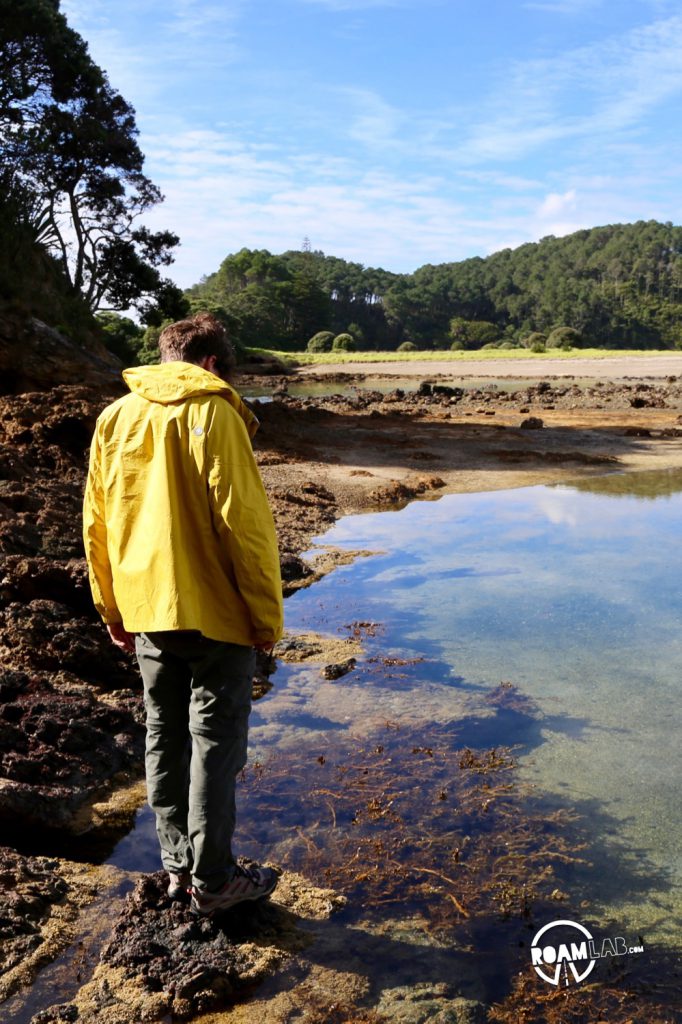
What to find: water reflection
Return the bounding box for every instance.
[243,472,682,946]
[567,466,682,500]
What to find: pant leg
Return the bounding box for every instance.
[186,640,255,891]
[135,632,193,874]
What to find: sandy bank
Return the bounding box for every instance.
[297,354,682,379]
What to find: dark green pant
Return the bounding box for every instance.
[135,631,255,891]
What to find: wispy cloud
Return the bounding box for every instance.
[524,0,602,13]
[338,87,404,146]
[164,0,242,36]
[59,0,682,281]
[141,127,479,280]
[458,15,682,163]
[297,0,406,9]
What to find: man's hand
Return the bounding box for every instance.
[107,622,136,653]
[254,641,275,653]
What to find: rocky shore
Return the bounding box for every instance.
[2,365,682,1022]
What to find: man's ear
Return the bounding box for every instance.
[197,355,218,373]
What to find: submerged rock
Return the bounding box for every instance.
[322,657,357,680]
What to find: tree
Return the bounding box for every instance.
[0,0,179,315]
[449,317,500,349]
[96,311,144,363]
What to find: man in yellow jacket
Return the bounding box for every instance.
[83,312,283,916]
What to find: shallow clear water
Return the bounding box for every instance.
[246,469,682,945]
[108,468,682,990]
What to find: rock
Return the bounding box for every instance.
[519,417,544,430]
[31,1004,79,1023]
[322,657,357,680]
[369,476,445,505]
[60,870,346,1022]
[0,316,121,396]
[279,554,312,583]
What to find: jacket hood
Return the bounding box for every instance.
[122,362,259,437]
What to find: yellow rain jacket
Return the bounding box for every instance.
[82,362,283,646]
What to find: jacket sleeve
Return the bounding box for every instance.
[206,401,284,645]
[82,421,121,625]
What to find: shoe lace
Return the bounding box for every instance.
[235,863,260,885]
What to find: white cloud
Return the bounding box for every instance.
[537,189,578,217]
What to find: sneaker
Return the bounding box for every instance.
[167,870,192,901]
[190,863,279,916]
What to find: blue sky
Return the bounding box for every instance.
[62,0,682,287]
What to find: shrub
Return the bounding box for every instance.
[481,342,499,350]
[521,331,547,350]
[547,326,582,349]
[332,332,356,352]
[450,340,465,351]
[498,341,518,350]
[397,341,418,352]
[307,331,335,353]
[530,341,546,353]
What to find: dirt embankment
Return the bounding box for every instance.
[3,367,682,1020]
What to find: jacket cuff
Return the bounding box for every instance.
[100,609,123,626]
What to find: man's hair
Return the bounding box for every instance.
[158,313,235,377]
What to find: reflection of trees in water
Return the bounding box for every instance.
[560,468,682,500]
[240,682,678,1018]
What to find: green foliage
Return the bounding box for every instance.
[522,331,547,350]
[450,340,465,351]
[307,331,335,353]
[346,321,364,343]
[189,222,682,355]
[397,341,418,352]
[547,326,582,349]
[188,248,330,352]
[0,168,96,344]
[137,322,170,365]
[96,312,143,364]
[449,317,500,349]
[1,0,178,316]
[332,332,356,352]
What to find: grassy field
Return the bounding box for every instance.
[248,347,677,367]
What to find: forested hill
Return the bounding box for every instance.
[187,220,682,352]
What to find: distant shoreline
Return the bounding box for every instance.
[295,354,682,380]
